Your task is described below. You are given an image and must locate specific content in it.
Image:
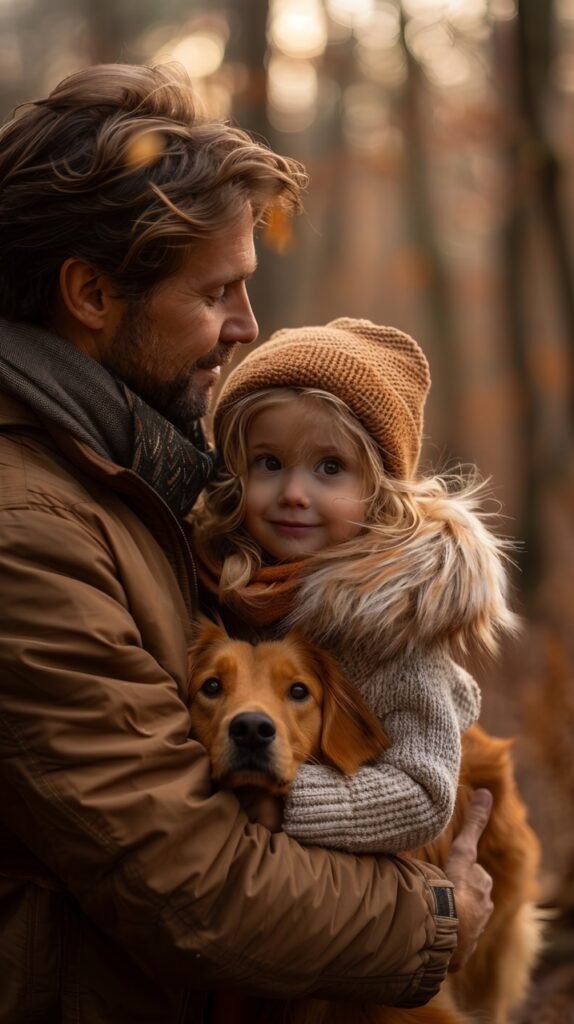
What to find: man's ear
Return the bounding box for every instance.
[302,643,391,775]
[58,257,121,331]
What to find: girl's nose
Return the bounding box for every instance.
[279,472,310,507]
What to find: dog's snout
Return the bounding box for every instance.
[229,712,276,749]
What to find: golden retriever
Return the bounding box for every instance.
[187,618,541,1024]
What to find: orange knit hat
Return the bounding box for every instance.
[214,318,431,478]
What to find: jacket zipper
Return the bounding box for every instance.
[119,467,198,617]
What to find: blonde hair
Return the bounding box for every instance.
[194,388,489,600]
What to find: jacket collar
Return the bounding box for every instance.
[0,318,215,519]
[0,386,198,615]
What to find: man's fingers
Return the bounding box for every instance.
[467,787,493,824]
[445,789,495,972]
[450,788,493,860]
[475,863,494,900]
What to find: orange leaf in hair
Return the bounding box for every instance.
[124,130,166,169]
[263,204,294,253]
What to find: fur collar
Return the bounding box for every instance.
[284,488,519,661]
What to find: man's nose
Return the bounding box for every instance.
[239,292,258,346]
[221,283,258,347]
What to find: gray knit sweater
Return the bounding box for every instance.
[278,489,515,854]
[282,642,480,852]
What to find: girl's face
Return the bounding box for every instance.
[243,399,367,561]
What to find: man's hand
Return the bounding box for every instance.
[236,786,284,833]
[445,788,494,972]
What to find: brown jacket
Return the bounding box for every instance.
[0,390,457,1023]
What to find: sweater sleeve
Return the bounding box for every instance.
[283,647,480,853]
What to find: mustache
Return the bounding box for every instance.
[194,345,237,372]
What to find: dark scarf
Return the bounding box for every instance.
[0,318,216,518]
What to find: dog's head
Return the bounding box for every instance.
[187,617,389,794]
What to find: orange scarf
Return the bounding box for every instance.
[195,549,312,629]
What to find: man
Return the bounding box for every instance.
[0,63,492,1023]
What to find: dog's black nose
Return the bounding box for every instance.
[229,713,276,749]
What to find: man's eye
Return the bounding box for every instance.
[200,677,223,697]
[319,458,343,475]
[288,682,310,701]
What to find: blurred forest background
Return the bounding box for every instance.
[1,0,573,1014]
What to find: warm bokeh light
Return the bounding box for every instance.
[402,0,449,16]
[405,15,451,61]
[41,55,85,95]
[405,17,473,88]
[354,3,404,86]
[343,81,394,152]
[196,80,233,119]
[169,31,226,79]
[217,62,251,101]
[489,0,517,20]
[448,0,488,30]
[355,2,400,47]
[426,49,473,89]
[326,0,375,29]
[401,0,489,33]
[268,0,328,59]
[267,54,318,131]
[556,0,574,24]
[356,42,407,87]
[134,22,178,59]
[553,54,574,92]
[0,31,23,83]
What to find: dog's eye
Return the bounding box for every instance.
[289,682,310,701]
[200,676,222,698]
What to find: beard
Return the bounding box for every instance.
[102,299,234,439]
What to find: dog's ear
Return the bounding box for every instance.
[302,643,390,774]
[191,611,227,637]
[188,614,228,668]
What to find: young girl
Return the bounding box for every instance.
[193,318,516,853]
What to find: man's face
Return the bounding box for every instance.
[103,204,258,436]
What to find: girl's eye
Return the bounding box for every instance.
[319,458,344,476]
[255,454,281,471]
[288,682,310,701]
[200,677,223,698]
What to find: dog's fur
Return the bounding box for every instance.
[188,619,541,1024]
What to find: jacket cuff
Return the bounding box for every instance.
[398,877,458,1008]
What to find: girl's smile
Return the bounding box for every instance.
[244,400,367,561]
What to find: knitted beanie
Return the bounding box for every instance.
[214,318,431,478]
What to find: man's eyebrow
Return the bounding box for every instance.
[203,260,258,289]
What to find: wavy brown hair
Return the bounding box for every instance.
[0,63,307,323]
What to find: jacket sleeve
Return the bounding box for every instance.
[284,647,480,852]
[0,503,457,1006]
